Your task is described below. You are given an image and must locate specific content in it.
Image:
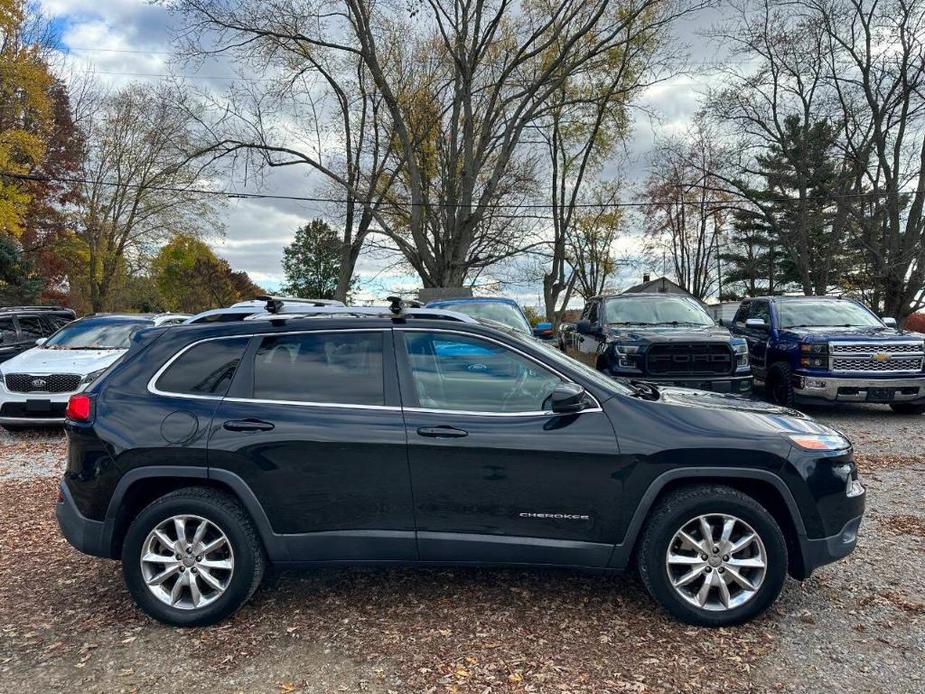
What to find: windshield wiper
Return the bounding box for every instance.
[653,321,707,326]
[610,321,655,326]
[623,379,660,401]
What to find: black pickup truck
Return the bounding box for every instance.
[561,293,753,394]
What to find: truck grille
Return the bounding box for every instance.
[646,343,733,376]
[4,373,82,393]
[829,341,924,374]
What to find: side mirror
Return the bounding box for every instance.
[35,337,47,346]
[882,316,897,327]
[745,318,767,330]
[546,382,589,414]
[576,319,593,335]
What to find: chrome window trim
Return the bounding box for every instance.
[395,326,603,414]
[147,329,388,402]
[223,397,400,411]
[148,326,604,416]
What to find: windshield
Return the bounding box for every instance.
[44,318,151,350]
[603,296,714,326]
[777,301,882,328]
[446,302,532,334]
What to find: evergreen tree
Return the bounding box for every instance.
[751,116,856,295]
[719,208,789,299]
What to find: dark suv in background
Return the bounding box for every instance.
[56,302,864,628]
[561,293,753,394]
[0,306,75,364]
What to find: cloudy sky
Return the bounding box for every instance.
[40,0,733,308]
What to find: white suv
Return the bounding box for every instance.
[0,313,187,428]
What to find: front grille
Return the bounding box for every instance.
[4,373,82,393]
[646,343,733,376]
[831,356,924,372]
[830,341,923,355]
[829,341,925,374]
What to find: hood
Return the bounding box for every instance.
[783,326,924,342]
[606,324,735,343]
[0,346,126,375]
[652,386,835,436]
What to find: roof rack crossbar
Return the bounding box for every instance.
[242,305,479,324]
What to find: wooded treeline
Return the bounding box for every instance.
[3,0,925,321]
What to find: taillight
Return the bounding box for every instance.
[65,393,93,422]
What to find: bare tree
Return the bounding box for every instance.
[641,118,730,299]
[537,1,674,323]
[703,0,856,296]
[74,83,218,312]
[810,0,925,318]
[171,0,702,289]
[568,183,625,299]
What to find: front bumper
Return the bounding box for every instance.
[796,514,863,579]
[0,389,71,424]
[55,480,111,558]
[793,373,925,403]
[627,373,754,394]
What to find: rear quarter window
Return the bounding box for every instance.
[155,337,250,396]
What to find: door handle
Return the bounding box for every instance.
[223,418,275,432]
[417,426,468,438]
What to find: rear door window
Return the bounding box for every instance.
[156,338,250,396]
[252,331,385,406]
[17,316,44,340]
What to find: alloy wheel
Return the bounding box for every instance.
[665,513,767,612]
[139,514,235,610]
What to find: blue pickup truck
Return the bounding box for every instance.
[728,296,925,414]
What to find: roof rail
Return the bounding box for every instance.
[0,305,71,313]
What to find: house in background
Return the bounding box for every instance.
[622,275,706,306]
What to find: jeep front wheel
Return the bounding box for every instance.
[637,485,787,627]
[122,488,265,626]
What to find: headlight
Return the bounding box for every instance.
[81,368,108,385]
[787,433,851,451]
[800,343,828,368]
[733,342,749,367]
[609,343,641,369]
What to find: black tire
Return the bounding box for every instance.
[766,361,795,407]
[889,402,925,415]
[122,487,265,627]
[637,485,787,627]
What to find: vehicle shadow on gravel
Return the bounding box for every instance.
[1,476,781,693]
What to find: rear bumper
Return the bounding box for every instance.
[795,514,863,579]
[55,480,111,558]
[793,374,925,403]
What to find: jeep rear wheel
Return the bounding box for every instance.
[637,485,787,627]
[122,488,265,626]
[766,362,795,407]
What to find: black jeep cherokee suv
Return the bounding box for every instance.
[56,306,865,627]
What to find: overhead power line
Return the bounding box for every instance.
[0,170,896,210]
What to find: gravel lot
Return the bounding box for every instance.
[0,406,922,693]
